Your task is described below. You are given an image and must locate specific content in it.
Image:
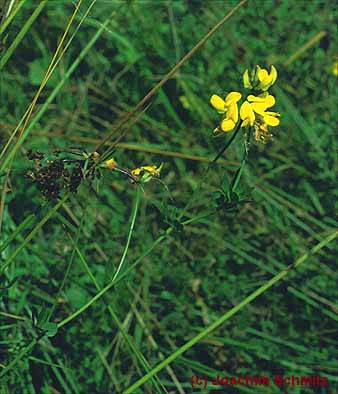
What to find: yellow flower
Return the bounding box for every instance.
[240,93,280,142]
[256,65,278,91]
[104,158,117,170]
[131,165,157,176]
[131,164,163,182]
[242,65,277,91]
[210,91,241,133]
[333,61,338,76]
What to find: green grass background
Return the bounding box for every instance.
[0,0,337,393]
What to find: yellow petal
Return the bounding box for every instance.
[226,101,239,123]
[263,114,280,126]
[247,93,272,102]
[240,101,255,126]
[264,94,275,108]
[142,165,158,174]
[221,118,236,132]
[251,103,266,115]
[247,94,266,103]
[131,167,142,176]
[249,94,275,112]
[257,66,278,91]
[257,69,268,82]
[210,94,226,112]
[225,91,242,105]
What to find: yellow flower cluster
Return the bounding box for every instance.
[211,65,280,143]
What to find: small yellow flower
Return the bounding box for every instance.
[131,165,157,176]
[333,61,338,76]
[210,91,241,133]
[104,158,117,170]
[243,65,278,91]
[131,164,163,182]
[256,65,278,91]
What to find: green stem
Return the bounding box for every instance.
[112,185,141,282]
[124,230,338,393]
[211,121,242,164]
[57,186,142,329]
[231,129,251,193]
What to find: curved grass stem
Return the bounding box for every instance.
[112,185,142,282]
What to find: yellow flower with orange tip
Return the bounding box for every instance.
[210,91,241,133]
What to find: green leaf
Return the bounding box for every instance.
[40,322,58,337]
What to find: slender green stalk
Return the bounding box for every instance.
[231,131,250,193]
[57,186,142,329]
[178,120,242,220]
[211,121,242,164]
[0,1,47,70]
[112,185,141,282]
[124,230,338,393]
